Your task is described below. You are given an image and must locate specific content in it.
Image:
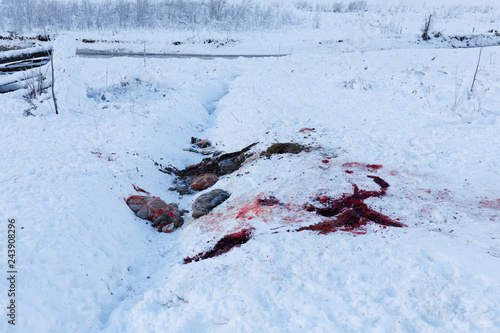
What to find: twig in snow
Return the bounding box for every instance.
[470,47,483,94]
[50,52,59,114]
[228,111,240,122]
[422,15,432,41]
[129,110,148,118]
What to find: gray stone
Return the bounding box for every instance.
[126,195,184,232]
[152,213,184,233]
[191,173,219,191]
[192,189,230,219]
[218,158,239,175]
[265,143,304,155]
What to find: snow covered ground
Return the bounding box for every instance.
[1,1,500,332]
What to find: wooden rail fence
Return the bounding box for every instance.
[0,45,53,93]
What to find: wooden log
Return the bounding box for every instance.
[0,56,50,73]
[0,77,33,93]
[0,45,52,65]
[0,66,48,93]
[0,75,51,94]
[76,48,288,59]
[0,45,52,93]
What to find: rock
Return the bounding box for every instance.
[169,185,191,195]
[218,158,239,175]
[126,195,149,213]
[152,213,184,233]
[126,195,184,232]
[191,173,219,191]
[192,189,230,219]
[181,142,258,177]
[151,214,173,227]
[215,143,257,164]
[265,143,304,155]
[135,197,174,220]
[191,137,211,148]
[184,158,219,176]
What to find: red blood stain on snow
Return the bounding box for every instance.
[236,211,255,219]
[91,151,116,162]
[342,162,383,172]
[322,157,335,164]
[299,127,316,133]
[297,209,368,235]
[132,184,150,195]
[345,170,354,174]
[412,189,455,218]
[184,228,254,264]
[200,177,403,241]
[198,176,403,239]
[186,176,407,263]
[197,194,306,234]
[299,176,405,234]
[436,189,453,200]
[235,195,283,222]
[367,175,390,189]
[200,211,253,233]
[479,199,500,210]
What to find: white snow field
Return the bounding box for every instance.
[1,1,500,332]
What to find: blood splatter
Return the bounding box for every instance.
[297,209,368,234]
[91,151,116,161]
[335,209,362,227]
[299,176,405,234]
[299,127,316,133]
[353,202,402,227]
[184,176,404,261]
[235,196,283,221]
[184,228,254,264]
[479,199,500,210]
[305,184,387,217]
[345,170,354,174]
[367,175,390,189]
[132,184,150,195]
[342,162,383,172]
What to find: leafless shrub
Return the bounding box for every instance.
[469,47,483,95]
[346,1,367,12]
[332,2,344,12]
[422,14,432,40]
[312,11,321,29]
[295,1,312,11]
[24,66,47,100]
